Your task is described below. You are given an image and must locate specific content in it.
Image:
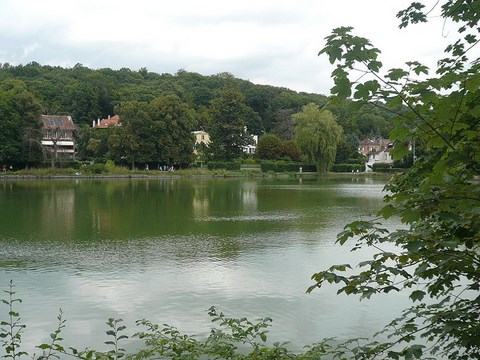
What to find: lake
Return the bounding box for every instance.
[0,176,408,354]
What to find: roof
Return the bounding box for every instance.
[41,115,76,130]
[95,115,120,128]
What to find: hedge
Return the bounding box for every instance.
[331,164,365,172]
[371,162,392,172]
[260,161,316,173]
[207,161,241,170]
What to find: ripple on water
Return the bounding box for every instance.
[197,211,299,222]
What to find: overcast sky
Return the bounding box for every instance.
[0,1,454,95]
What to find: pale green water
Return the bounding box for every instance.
[0,177,407,354]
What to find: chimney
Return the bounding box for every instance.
[108,115,111,119]
[93,120,95,127]
[97,118,100,126]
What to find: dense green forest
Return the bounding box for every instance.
[0,62,395,168]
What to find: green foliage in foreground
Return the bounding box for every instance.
[309,1,480,359]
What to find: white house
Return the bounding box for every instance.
[358,138,394,171]
[242,134,258,154]
[192,130,258,155]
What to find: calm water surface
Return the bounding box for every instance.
[0,177,407,353]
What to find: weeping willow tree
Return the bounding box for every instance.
[293,103,343,172]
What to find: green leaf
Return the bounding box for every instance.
[367,60,382,72]
[409,290,426,302]
[464,34,477,44]
[331,77,352,99]
[387,68,409,81]
[378,204,397,219]
[465,73,480,91]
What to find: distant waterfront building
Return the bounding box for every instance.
[359,138,393,171]
[92,115,121,128]
[193,130,210,147]
[192,130,211,157]
[40,115,76,159]
[242,134,258,154]
[192,130,258,155]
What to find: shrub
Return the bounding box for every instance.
[225,162,241,171]
[82,163,106,174]
[281,140,302,162]
[242,158,257,165]
[104,160,116,173]
[60,161,81,169]
[346,158,365,165]
[256,134,283,160]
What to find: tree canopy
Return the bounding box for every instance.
[256,134,283,160]
[0,80,42,167]
[0,60,404,169]
[208,84,252,161]
[293,103,343,172]
[108,96,195,168]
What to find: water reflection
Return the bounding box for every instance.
[0,177,405,353]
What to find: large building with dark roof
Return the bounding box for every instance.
[41,115,76,159]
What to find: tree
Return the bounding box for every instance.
[108,96,196,168]
[335,138,364,164]
[309,1,480,359]
[208,84,251,161]
[293,103,342,172]
[281,140,302,162]
[272,108,296,140]
[0,80,43,167]
[149,95,196,166]
[256,134,282,160]
[109,101,151,169]
[355,113,391,139]
[76,125,111,161]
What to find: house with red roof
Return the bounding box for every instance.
[92,115,121,128]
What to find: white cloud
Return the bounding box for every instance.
[0,0,455,94]
[21,42,41,58]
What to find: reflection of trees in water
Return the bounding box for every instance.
[0,178,387,263]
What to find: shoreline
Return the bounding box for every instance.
[0,171,392,180]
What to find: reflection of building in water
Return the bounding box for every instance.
[91,208,113,233]
[241,182,258,212]
[40,187,75,237]
[192,186,210,218]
